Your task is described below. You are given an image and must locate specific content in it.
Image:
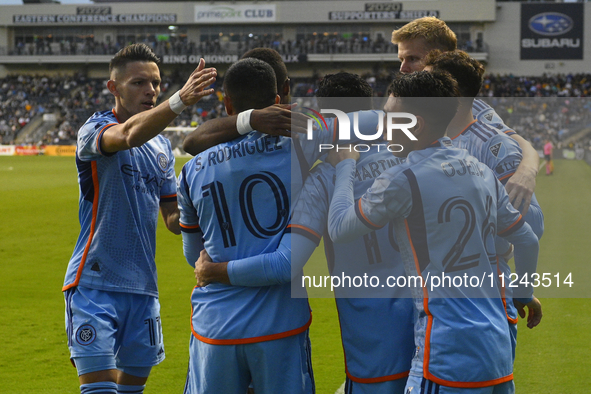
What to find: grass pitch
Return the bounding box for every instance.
[0,156,589,393]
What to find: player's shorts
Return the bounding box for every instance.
[184,329,315,394]
[64,286,165,374]
[344,376,407,394]
[404,375,514,394]
[544,154,551,161]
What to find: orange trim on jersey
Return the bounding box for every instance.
[95,123,118,156]
[498,214,523,235]
[287,224,321,240]
[190,295,312,345]
[403,219,433,380]
[357,199,382,229]
[334,298,410,383]
[497,259,519,324]
[160,193,177,199]
[347,369,410,384]
[111,108,121,123]
[498,172,515,182]
[180,223,201,230]
[427,372,514,388]
[504,130,515,135]
[405,218,516,388]
[62,161,100,292]
[450,119,478,140]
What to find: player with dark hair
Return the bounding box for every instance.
[63,43,216,394]
[194,72,415,394]
[178,57,341,394]
[328,71,541,394]
[182,48,306,155]
[424,49,544,360]
[391,17,540,216]
[315,72,374,113]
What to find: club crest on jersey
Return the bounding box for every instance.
[489,142,506,159]
[157,152,169,172]
[483,112,494,122]
[76,324,96,346]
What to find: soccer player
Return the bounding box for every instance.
[193,72,416,394]
[328,71,541,393]
[392,16,540,215]
[178,58,339,394]
[182,48,309,155]
[62,43,216,394]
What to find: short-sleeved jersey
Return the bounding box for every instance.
[291,149,415,383]
[472,99,515,136]
[63,109,177,297]
[178,128,333,343]
[332,138,536,387]
[450,119,544,322]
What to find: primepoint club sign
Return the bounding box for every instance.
[305,109,417,153]
[194,5,276,23]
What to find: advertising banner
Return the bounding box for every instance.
[44,145,76,156]
[194,5,276,23]
[0,145,15,156]
[521,3,584,60]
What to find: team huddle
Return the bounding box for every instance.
[63,17,543,394]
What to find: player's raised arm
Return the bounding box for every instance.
[505,133,539,215]
[101,58,216,153]
[182,103,309,155]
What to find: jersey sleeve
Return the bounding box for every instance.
[77,117,118,161]
[227,232,318,286]
[483,134,523,185]
[288,163,335,245]
[160,138,178,203]
[328,159,412,243]
[472,100,516,136]
[494,176,539,302]
[177,163,203,266]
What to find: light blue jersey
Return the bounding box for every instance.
[63,110,177,297]
[472,99,516,136]
[178,128,333,343]
[328,138,539,387]
[291,150,415,386]
[450,119,544,355]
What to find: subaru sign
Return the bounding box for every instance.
[521,4,583,60]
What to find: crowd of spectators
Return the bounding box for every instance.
[1,71,590,152]
[10,34,482,59]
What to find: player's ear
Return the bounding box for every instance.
[281,79,290,103]
[223,95,234,116]
[106,80,119,97]
[412,115,426,137]
[274,94,281,105]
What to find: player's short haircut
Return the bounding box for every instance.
[424,50,485,98]
[391,17,457,52]
[240,48,288,91]
[315,72,373,112]
[387,70,460,134]
[223,57,277,113]
[109,43,160,77]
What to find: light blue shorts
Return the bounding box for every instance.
[64,286,165,374]
[184,330,314,394]
[344,376,407,394]
[404,374,514,394]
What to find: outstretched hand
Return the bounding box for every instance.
[250,103,310,137]
[514,297,542,329]
[179,59,217,107]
